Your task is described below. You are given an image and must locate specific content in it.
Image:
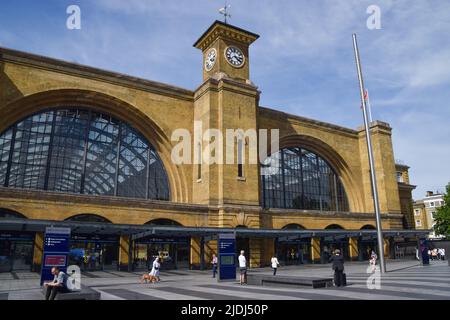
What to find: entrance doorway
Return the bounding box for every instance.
[0,233,34,272]
[68,238,119,271]
[133,238,190,270]
[276,240,311,265]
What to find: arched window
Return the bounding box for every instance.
[282,224,305,230]
[65,214,112,223]
[0,208,27,219]
[145,219,182,226]
[0,108,170,200]
[261,147,349,211]
[361,225,376,230]
[325,224,344,230]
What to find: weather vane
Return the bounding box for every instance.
[219,1,231,24]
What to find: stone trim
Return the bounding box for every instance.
[0,47,194,102]
[193,20,259,50]
[258,106,359,138]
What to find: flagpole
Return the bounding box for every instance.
[366,89,373,123]
[352,34,386,274]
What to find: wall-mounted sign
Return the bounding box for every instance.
[40,227,71,286]
[218,233,236,282]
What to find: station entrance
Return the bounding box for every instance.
[68,234,119,271]
[0,232,34,272]
[133,237,190,270]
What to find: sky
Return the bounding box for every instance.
[0,0,449,200]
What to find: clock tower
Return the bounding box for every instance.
[193,20,259,83]
[192,20,262,233]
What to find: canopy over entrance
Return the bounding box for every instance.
[0,218,431,241]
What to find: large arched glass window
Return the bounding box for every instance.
[0,108,170,200]
[261,147,349,211]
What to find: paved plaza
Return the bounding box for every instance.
[1,260,449,300]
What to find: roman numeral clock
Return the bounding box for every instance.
[194,20,259,83]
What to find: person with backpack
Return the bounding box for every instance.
[329,249,345,287]
[43,267,70,300]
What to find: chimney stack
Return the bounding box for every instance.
[426,191,434,197]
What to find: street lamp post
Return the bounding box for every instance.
[352,33,386,273]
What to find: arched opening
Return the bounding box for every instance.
[145,219,182,226]
[282,223,305,230]
[65,214,112,223]
[235,225,250,263]
[65,214,117,271]
[0,209,33,272]
[0,208,28,219]
[0,108,170,201]
[134,219,187,270]
[359,225,378,261]
[261,146,349,212]
[278,224,310,265]
[322,224,348,262]
[325,224,345,230]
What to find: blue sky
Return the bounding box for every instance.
[1,0,449,199]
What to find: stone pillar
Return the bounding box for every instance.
[200,237,205,270]
[249,238,262,268]
[311,238,321,263]
[190,237,201,269]
[357,237,364,261]
[32,232,44,272]
[262,238,275,267]
[119,235,131,271]
[389,237,396,259]
[205,239,218,268]
[348,237,359,261]
[383,238,390,258]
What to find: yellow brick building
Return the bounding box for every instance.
[0,21,424,272]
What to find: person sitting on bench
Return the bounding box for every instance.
[44,267,70,300]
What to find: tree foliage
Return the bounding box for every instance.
[434,183,450,237]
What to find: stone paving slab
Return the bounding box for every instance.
[1,260,448,300]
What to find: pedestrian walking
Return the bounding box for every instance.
[238,250,247,285]
[211,254,218,278]
[149,257,161,283]
[329,249,345,287]
[369,250,377,273]
[438,248,446,261]
[271,255,280,276]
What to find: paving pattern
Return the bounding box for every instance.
[1,261,449,300]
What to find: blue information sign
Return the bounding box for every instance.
[218,233,236,282]
[40,227,71,286]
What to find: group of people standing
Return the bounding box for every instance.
[428,248,446,261]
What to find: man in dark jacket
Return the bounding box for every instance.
[329,249,345,287]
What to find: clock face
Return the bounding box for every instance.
[205,48,217,71]
[225,46,245,68]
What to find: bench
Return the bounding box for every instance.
[41,285,101,300]
[246,274,334,289]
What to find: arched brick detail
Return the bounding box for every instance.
[278,134,365,213]
[0,89,189,203]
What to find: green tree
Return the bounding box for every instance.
[434,183,450,237]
